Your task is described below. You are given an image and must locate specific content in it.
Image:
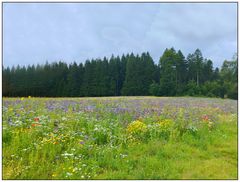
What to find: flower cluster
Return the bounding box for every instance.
[31,117,42,127]
[40,133,68,145]
[126,120,147,134]
[157,119,173,131]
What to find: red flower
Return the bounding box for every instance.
[34,117,39,122]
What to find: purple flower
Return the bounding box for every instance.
[79,141,85,145]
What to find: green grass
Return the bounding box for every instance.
[95,118,237,179]
[2,97,237,179]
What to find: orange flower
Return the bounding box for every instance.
[31,123,41,127]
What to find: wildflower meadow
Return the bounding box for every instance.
[2,97,237,179]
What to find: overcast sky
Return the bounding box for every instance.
[3,3,237,68]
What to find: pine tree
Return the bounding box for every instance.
[159,48,177,96]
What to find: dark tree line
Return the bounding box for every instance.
[3,48,237,99]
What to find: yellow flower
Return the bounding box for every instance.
[20,97,24,101]
[157,119,173,130]
[127,120,147,134]
[28,96,31,98]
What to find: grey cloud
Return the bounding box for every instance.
[3,3,237,68]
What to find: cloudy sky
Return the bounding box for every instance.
[3,3,237,68]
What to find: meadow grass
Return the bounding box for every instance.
[2,97,237,179]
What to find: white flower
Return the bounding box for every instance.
[120,153,128,158]
[62,117,67,121]
[66,172,72,176]
[61,152,74,157]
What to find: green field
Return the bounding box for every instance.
[2,97,238,179]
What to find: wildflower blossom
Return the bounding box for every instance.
[157,119,173,130]
[34,117,39,122]
[127,120,147,134]
[79,140,85,145]
[201,115,214,129]
[202,115,209,121]
[31,123,41,127]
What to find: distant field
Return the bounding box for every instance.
[2,97,238,179]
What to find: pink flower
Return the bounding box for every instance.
[202,115,209,121]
